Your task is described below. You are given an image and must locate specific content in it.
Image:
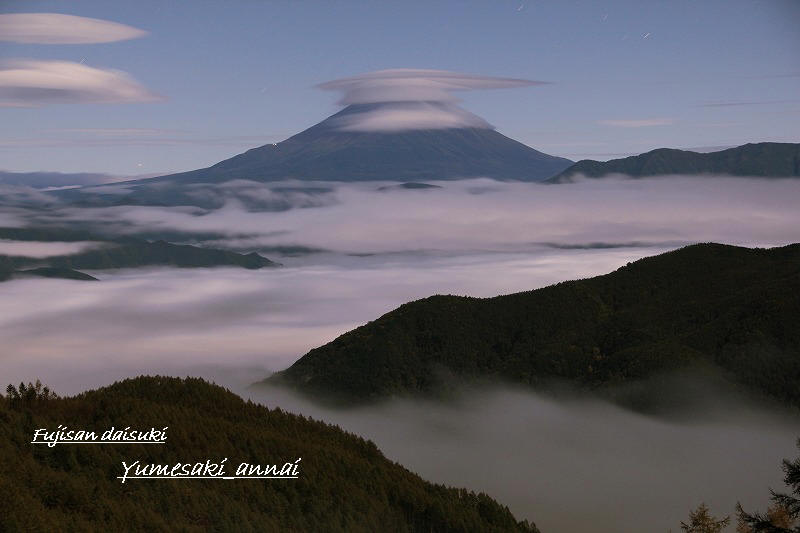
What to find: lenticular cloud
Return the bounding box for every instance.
[318,69,546,105]
[0,60,162,107]
[317,69,549,131]
[0,13,147,44]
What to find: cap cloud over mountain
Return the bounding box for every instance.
[125,69,572,188]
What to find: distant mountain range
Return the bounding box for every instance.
[1,376,536,532]
[60,140,800,211]
[43,103,573,208]
[10,266,99,281]
[0,227,278,281]
[9,133,796,212]
[0,170,119,188]
[549,142,800,182]
[267,243,800,405]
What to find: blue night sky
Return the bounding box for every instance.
[1,0,798,175]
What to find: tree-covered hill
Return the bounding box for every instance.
[42,239,277,270]
[269,243,800,404]
[13,266,99,281]
[0,227,279,279]
[548,142,800,182]
[0,376,535,532]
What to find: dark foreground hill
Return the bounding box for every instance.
[0,376,535,532]
[549,142,800,182]
[269,243,800,405]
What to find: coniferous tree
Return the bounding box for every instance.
[681,503,730,533]
[737,439,800,532]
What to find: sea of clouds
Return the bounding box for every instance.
[1,175,799,532]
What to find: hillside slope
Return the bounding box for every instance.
[269,243,800,404]
[0,227,279,273]
[0,376,536,532]
[549,142,800,182]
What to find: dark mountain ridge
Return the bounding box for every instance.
[0,227,278,281]
[12,266,98,281]
[549,142,800,182]
[268,243,800,405]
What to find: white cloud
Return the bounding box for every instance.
[0,249,669,395]
[334,102,492,131]
[29,177,800,255]
[319,69,546,105]
[0,59,161,107]
[0,13,147,44]
[597,118,675,127]
[318,69,548,132]
[0,239,108,258]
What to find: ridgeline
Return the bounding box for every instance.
[269,243,800,405]
[549,142,800,182]
[0,227,278,281]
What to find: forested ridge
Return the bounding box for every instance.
[549,142,800,181]
[0,227,278,282]
[0,376,535,532]
[270,243,800,404]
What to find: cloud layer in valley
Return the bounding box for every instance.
[0,246,796,533]
[2,176,799,393]
[22,176,800,258]
[318,69,547,131]
[0,13,147,44]
[0,239,106,258]
[1,175,799,532]
[248,381,799,533]
[0,247,654,394]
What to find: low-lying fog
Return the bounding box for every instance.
[1,176,799,532]
[247,380,798,533]
[9,176,800,257]
[0,239,106,257]
[0,247,663,394]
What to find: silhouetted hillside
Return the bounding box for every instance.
[549,143,800,182]
[45,239,276,270]
[269,243,800,405]
[0,376,535,532]
[14,266,98,281]
[0,227,279,275]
